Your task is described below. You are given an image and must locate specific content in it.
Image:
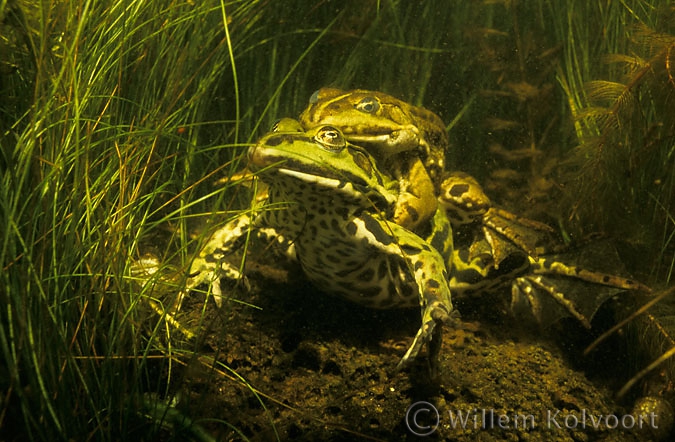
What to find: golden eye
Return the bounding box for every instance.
[314,126,345,151]
[355,97,380,113]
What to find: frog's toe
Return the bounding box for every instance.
[396,316,443,371]
[396,304,458,372]
[235,274,251,292]
[210,278,224,307]
[396,325,435,371]
[209,273,250,308]
[181,261,249,309]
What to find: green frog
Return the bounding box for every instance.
[297,89,559,275]
[182,109,649,367]
[299,88,447,231]
[187,122,456,370]
[298,89,650,328]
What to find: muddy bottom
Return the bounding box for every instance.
[163,262,661,442]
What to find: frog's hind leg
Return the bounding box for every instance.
[528,256,651,293]
[482,208,563,265]
[511,255,651,329]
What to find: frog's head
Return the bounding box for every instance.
[298,88,421,156]
[248,120,398,209]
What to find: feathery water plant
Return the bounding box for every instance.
[551,2,675,257]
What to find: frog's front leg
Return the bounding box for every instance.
[391,158,437,231]
[178,214,254,309]
[396,262,455,375]
[403,207,458,375]
[180,209,298,311]
[377,214,455,372]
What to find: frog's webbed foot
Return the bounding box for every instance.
[511,275,592,329]
[173,215,255,311]
[510,245,651,329]
[396,301,458,376]
[481,207,564,268]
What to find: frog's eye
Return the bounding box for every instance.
[314,126,345,151]
[355,97,380,113]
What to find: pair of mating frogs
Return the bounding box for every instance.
[184,87,649,371]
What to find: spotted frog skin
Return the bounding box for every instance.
[297,88,552,272]
[182,110,650,370]
[189,122,456,370]
[298,87,652,329]
[299,88,447,231]
[439,171,560,266]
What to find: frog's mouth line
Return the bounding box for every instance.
[250,146,370,189]
[276,167,390,208]
[249,145,394,208]
[277,167,369,192]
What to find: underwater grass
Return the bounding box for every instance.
[0,0,408,439]
[0,1,447,438]
[549,0,675,403]
[0,0,276,439]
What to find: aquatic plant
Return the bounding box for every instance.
[553,3,675,270]
[553,0,675,416]
[0,0,271,439]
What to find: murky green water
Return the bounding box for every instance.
[1,1,674,440]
